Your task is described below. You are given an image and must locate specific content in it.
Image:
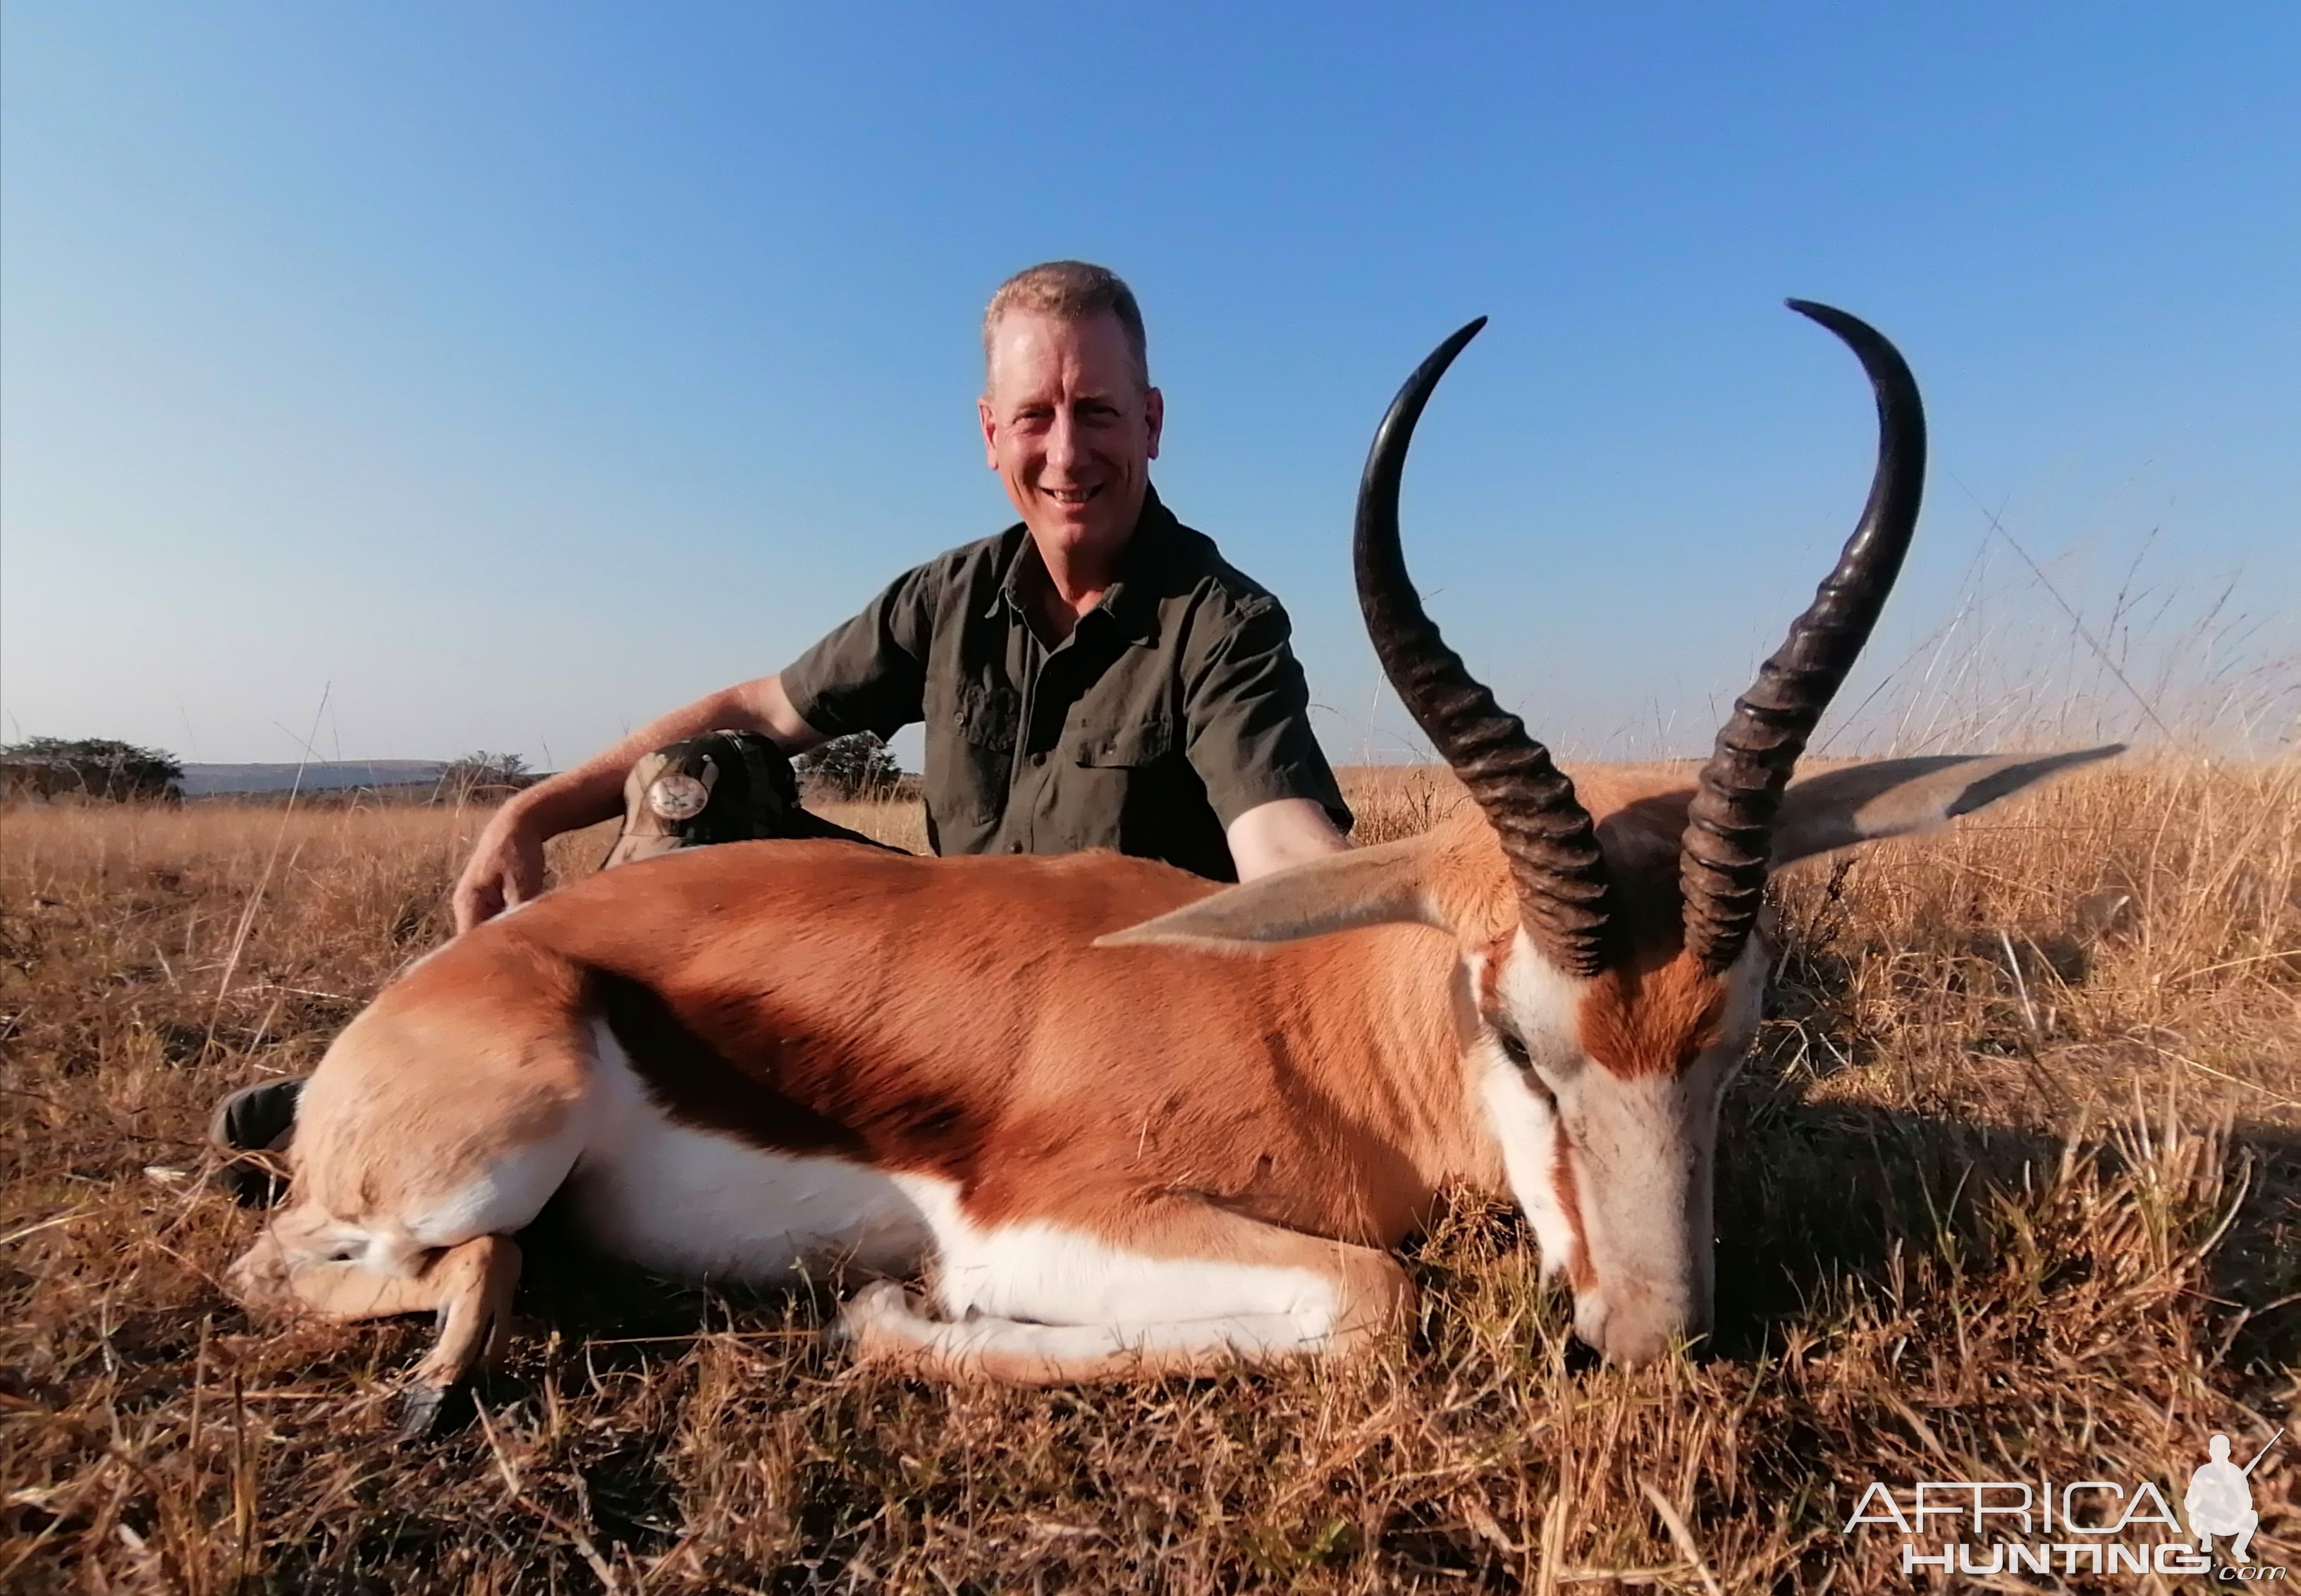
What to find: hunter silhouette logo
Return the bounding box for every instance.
[2188,1430,2280,1566]
[1841,1426,2285,1579]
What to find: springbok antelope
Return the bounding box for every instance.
[226,302,2116,1427]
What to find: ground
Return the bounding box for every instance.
[2,759,2295,1592]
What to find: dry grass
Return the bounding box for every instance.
[3,760,2297,1592]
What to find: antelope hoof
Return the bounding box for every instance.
[835,1280,916,1348]
[222,1232,295,1316]
[395,1382,450,1438]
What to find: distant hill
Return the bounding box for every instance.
[179,761,449,797]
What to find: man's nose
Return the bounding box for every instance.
[1045,410,1081,475]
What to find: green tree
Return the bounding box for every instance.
[795,732,902,799]
[0,737,185,802]
[438,751,536,803]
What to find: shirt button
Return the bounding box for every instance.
[1029,751,1047,767]
[1008,840,1024,852]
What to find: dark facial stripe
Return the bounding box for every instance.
[1479,931,1512,1014]
[1550,1117,1595,1292]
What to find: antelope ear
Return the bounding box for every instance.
[1096,838,1441,952]
[1769,745,2123,868]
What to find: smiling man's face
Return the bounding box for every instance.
[978,308,1163,575]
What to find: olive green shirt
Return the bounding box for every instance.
[780,487,1350,881]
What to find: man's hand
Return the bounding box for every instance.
[453,810,550,934]
[445,673,824,935]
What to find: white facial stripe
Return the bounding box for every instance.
[1468,935,1593,1284]
[1488,927,1594,1075]
[1477,1050,1579,1283]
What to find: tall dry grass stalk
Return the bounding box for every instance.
[2,759,2295,1591]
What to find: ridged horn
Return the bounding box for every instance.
[1355,318,1613,977]
[1681,300,1928,971]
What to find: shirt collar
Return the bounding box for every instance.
[986,485,1171,646]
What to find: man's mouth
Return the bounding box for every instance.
[1042,485,1100,507]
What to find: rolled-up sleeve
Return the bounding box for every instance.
[779,563,937,741]
[1181,595,1353,834]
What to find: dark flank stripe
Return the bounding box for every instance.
[590,968,866,1159]
[587,966,990,1184]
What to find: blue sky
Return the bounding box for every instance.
[5,4,2295,768]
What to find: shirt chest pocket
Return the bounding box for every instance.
[956,684,1019,751]
[1043,716,1177,855]
[924,682,1019,837]
[1069,718,1174,769]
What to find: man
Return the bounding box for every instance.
[453,259,1349,925]
[213,261,1352,1173]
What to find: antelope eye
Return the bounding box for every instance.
[1492,1025,1533,1069]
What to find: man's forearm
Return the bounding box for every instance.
[501,674,825,838]
[1227,797,1353,881]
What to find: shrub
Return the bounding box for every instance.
[437,751,536,804]
[796,731,902,799]
[0,736,183,802]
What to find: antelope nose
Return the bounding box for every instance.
[1574,1292,1704,1366]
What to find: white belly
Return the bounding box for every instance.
[572,1028,938,1284]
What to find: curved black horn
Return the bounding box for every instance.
[1681,300,1928,972]
[1355,318,1613,976]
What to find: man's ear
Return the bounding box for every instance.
[978,395,1000,469]
[1770,745,2123,868]
[1096,838,1438,953]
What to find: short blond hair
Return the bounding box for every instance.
[982,260,1150,388]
